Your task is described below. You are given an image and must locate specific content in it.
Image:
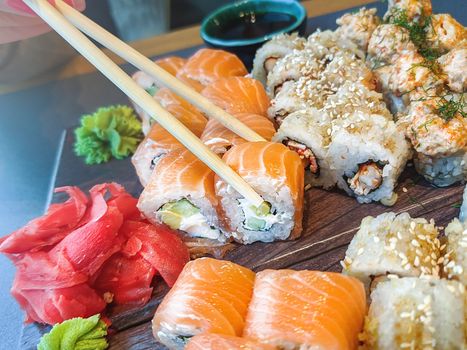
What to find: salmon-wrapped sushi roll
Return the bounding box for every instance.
[186,334,274,350]
[361,277,466,349]
[202,77,270,117]
[342,212,441,291]
[132,102,207,186]
[176,48,247,89]
[244,270,366,350]
[215,142,304,244]
[201,113,275,155]
[131,56,186,133]
[251,33,306,86]
[152,258,255,349]
[137,149,223,241]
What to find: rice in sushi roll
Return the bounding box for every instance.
[361,277,466,350]
[272,109,336,189]
[443,219,467,285]
[461,184,467,222]
[251,33,306,86]
[215,142,304,244]
[328,111,411,204]
[138,148,224,242]
[342,212,441,290]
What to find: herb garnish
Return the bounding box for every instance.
[435,93,466,121]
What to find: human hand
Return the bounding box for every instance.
[0,0,86,44]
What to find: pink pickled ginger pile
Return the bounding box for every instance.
[0,183,189,325]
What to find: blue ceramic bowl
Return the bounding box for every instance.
[201,0,307,68]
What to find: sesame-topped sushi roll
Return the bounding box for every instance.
[201,113,275,155]
[138,149,224,242]
[215,142,304,244]
[328,111,410,205]
[335,7,380,52]
[251,33,306,86]
[397,97,467,187]
[443,218,467,285]
[273,109,336,189]
[342,212,441,291]
[361,277,466,350]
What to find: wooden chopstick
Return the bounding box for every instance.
[54,0,266,143]
[23,0,264,207]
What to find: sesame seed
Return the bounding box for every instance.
[357,248,364,256]
[402,187,408,193]
[411,239,421,247]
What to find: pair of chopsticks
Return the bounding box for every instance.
[24,0,265,207]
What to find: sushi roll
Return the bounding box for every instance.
[461,184,467,222]
[131,102,207,186]
[437,42,467,93]
[202,77,270,117]
[131,57,186,134]
[265,47,324,97]
[152,258,255,350]
[186,334,274,350]
[201,113,275,155]
[251,33,306,86]
[272,109,337,189]
[335,7,380,52]
[397,97,467,187]
[361,277,466,349]
[137,148,223,241]
[342,212,441,290]
[215,142,304,244]
[384,0,432,24]
[443,218,467,285]
[306,29,365,59]
[328,111,411,204]
[243,270,366,350]
[176,48,247,87]
[426,14,467,53]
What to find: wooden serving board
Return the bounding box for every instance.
[18,2,466,348]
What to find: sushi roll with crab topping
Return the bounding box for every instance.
[342,212,441,291]
[273,109,336,189]
[361,277,466,350]
[437,41,467,93]
[397,96,467,187]
[383,0,432,24]
[215,142,304,244]
[328,112,411,204]
[265,48,324,97]
[138,148,224,242]
[335,7,381,52]
[367,24,417,69]
[251,33,306,86]
[426,14,467,53]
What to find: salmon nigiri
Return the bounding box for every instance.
[202,77,270,117]
[186,334,274,350]
[215,141,304,244]
[177,48,247,87]
[201,113,276,155]
[152,258,255,350]
[244,270,367,350]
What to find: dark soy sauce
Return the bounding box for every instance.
[214,12,296,40]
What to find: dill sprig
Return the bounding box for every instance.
[435,93,467,121]
[385,8,441,61]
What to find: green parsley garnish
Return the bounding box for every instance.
[74,105,143,165]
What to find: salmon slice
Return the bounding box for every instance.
[152,258,255,350]
[131,101,207,186]
[216,142,304,241]
[243,270,366,350]
[202,77,270,117]
[156,56,187,76]
[186,334,274,350]
[201,113,276,155]
[178,48,247,87]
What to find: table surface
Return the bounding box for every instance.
[0,0,463,348]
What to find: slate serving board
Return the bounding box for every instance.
[18,1,466,349]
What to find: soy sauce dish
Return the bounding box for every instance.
[201,0,307,66]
